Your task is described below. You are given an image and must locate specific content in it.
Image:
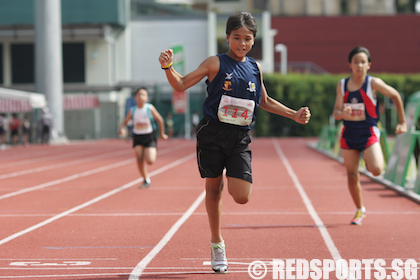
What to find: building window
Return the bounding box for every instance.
[10,43,85,84]
[11,44,34,84]
[63,43,85,83]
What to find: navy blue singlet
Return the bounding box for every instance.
[340,75,381,150]
[341,75,379,129]
[203,54,263,130]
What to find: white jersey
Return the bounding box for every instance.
[132,105,153,135]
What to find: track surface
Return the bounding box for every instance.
[0,138,419,279]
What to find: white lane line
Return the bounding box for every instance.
[0,153,196,246]
[0,273,131,279]
[0,142,189,180]
[0,148,99,169]
[1,210,419,218]
[0,258,118,261]
[272,139,343,260]
[273,139,358,280]
[0,140,117,165]
[128,190,206,280]
[0,144,191,200]
[0,159,134,201]
[0,149,132,180]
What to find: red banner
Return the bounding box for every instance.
[172,91,185,114]
[0,94,100,113]
[64,94,99,110]
[0,99,32,113]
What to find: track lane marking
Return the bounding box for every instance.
[0,140,120,164]
[273,139,360,280]
[274,139,359,280]
[0,159,134,200]
[0,148,106,169]
[128,190,206,279]
[0,149,132,180]
[1,210,419,218]
[0,142,190,180]
[0,153,196,246]
[0,144,191,200]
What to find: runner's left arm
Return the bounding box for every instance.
[150,105,168,140]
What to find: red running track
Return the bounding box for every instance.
[0,138,419,279]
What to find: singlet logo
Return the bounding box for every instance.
[223,73,233,91]
[223,81,232,91]
[247,81,256,93]
[350,97,359,103]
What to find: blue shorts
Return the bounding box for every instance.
[340,126,380,151]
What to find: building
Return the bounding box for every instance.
[1,0,419,142]
[0,0,132,141]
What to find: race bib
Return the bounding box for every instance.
[134,122,149,131]
[344,103,366,121]
[217,95,255,126]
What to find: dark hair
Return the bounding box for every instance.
[133,87,148,96]
[226,11,258,37]
[348,46,371,63]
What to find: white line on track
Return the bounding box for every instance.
[273,139,343,260]
[0,153,196,246]
[273,139,357,280]
[0,273,131,279]
[1,210,419,218]
[0,140,111,164]
[0,149,132,180]
[0,148,99,169]
[128,190,206,280]
[0,143,190,200]
[0,212,299,217]
[0,158,134,200]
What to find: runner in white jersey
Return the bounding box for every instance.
[119,87,168,188]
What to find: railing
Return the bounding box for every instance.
[275,61,329,74]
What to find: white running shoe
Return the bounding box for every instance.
[139,179,151,189]
[211,242,228,274]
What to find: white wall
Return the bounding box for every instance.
[85,40,112,85]
[130,19,208,85]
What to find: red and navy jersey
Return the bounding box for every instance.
[340,75,379,128]
[203,54,262,130]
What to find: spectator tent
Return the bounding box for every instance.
[0,87,47,112]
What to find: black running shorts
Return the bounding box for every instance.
[132,132,157,148]
[196,118,252,183]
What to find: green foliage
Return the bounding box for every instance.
[256,73,420,137]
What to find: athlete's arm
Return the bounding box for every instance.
[150,105,168,140]
[257,63,310,124]
[159,49,219,92]
[119,109,132,135]
[333,82,352,121]
[372,77,407,134]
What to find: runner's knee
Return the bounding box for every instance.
[227,178,251,204]
[232,193,250,204]
[347,170,359,184]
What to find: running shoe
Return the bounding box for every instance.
[211,242,228,274]
[139,180,151,189]
[351,209,366,225]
